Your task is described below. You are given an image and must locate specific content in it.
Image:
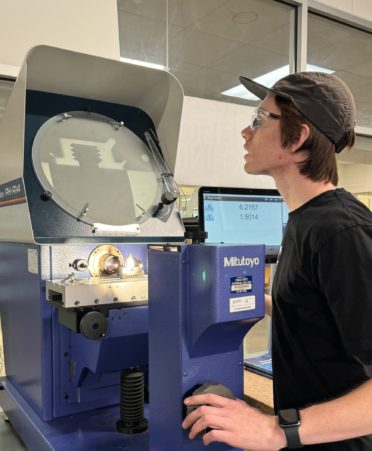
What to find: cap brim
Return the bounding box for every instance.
[239,76,291,101]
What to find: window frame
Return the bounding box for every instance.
[290,0,372,136]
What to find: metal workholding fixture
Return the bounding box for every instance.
[116,368,148,434]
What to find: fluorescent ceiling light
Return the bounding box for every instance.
[120,57,166,71]
[222,64,335,101]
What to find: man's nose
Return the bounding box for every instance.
[241,126,253,140]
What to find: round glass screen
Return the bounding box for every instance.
[32,111,162,226]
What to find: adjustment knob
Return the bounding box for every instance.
[72,259,88,272]
[79,311,108,340]
[161,191,175,205]
[185,382,235,437]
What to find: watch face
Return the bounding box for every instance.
[278,409,301,427]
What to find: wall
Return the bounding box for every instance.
[175,96,276,189]
[317,0,372,21]
[338,163,372,193]
[0,0,120,76]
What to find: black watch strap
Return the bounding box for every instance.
[278,409,303,449]
[283,424,303,449]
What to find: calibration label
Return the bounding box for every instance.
[28,249,38,275]
[0,177,26,208]
[230,295,256,313]
[230,276,252,293]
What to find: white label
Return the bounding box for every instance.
[229,295,255,313]
[231,283,252,291]
[28,249,38,274]
[93,223,140,235]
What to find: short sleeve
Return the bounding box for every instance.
[317,225,372,356]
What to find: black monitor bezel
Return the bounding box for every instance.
[198,186,282,245]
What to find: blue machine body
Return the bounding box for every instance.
[0,243,149,422]
[149,244,265,451]
[0,49,266,451]
[0,242,265,450]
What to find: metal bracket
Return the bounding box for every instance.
[108,120,124,130]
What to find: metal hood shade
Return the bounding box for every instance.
[0,46,185,244]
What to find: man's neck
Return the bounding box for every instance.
[273,170,336,212]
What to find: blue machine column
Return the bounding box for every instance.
[148,244,265,451]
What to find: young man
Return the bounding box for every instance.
[182,72,372,450]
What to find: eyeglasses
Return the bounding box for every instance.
[251,108,281,131]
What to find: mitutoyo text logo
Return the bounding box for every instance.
[224,257,260,267]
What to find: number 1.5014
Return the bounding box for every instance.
[240,214,258,220]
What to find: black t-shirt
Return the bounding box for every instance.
[272,188,372,450]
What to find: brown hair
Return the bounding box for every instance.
[275,96,355,186]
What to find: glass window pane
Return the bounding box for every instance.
[308,14,372,208]
[117,0,167,67]
[117,0,296,107]
[0,78,15,124]
[308,13,372,129]
[169,0,295,107]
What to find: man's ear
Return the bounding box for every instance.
[290,124,310,154]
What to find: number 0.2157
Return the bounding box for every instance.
[240,214,258,220]
[239,204,258,210]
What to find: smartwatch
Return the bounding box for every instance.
[278,408,303,449]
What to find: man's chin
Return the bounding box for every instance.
[244,164,264,176]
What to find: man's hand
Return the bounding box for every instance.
[182,394,286,450]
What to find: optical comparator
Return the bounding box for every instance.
[0,46,265,451]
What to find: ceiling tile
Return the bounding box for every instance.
[118,0,167,22]
[168,0,228,27]
[308,35,372,73]
[117,0,227,27]
[164,28,244,67]
[119,50,165,65]
[307,13,353,54]
[334,71,372,90]
[189,0,291,44]
[355,100,372,128]
[348,60,372,79]
[169,61,204,81]
[179,66,240,96]
[207,44,288,80]
[118,9,183,63]
[248,25,290,57]
[351,83,372,103]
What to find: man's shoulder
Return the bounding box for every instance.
[291,189,372,250]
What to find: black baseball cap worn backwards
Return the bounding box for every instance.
[239,72,356,153]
